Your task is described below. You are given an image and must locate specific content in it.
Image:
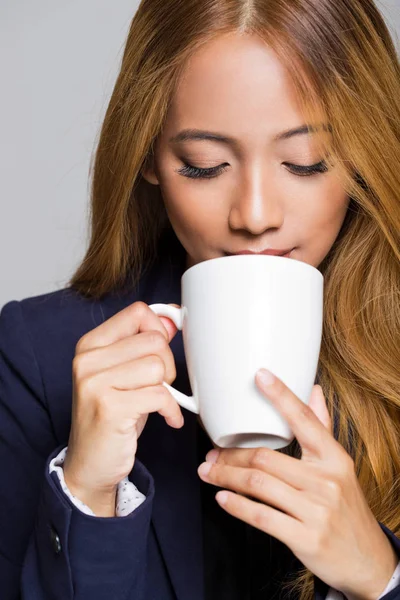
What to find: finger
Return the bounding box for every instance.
[113,385,184,427]
[158,303,181,340]
[198,461,311,521]
[76,301,179,353]
[210,447,323,493]
[255,369,335,461]
[73,330,177,384]
[91,354,169,392]
[308,385,333,435]
[214,489,303,549]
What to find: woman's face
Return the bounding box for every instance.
[142,31,350,269]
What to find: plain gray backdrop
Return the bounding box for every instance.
[1,0,399,309]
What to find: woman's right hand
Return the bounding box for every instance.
[62,301,183,516]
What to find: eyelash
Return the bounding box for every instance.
[177,160,329,180]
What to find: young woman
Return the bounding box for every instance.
[0,1,399,599]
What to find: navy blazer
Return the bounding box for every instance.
[0,229,399,600]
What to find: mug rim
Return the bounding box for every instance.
[182,253,323,281]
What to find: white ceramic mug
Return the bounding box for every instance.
[149,254,323,450]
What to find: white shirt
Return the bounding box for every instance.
[50,446,400,600]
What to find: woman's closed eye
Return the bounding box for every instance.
[175,160,329,180]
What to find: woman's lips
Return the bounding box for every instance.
[282,249,293,258]
[225,248,294,258]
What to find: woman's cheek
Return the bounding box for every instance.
[163,182,224,232]
[306,192,350,266]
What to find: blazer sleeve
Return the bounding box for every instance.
[49,446,146,517]
[0,300,155,600]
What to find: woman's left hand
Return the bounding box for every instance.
[197,368,397,600]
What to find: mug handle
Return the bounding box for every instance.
[148,303,199,415]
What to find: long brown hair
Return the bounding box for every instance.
[69,1,400,598]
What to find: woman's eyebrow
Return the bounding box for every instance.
[169,123,331,147]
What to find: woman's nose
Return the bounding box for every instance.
[228,172,284,234]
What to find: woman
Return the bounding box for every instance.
[0,1,399,599]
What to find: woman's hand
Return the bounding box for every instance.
[197,368,398,600]
[63,301,184,516]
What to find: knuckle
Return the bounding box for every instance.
[75,336,88,355]
[323,478,342,500]
[153,384,168,397]
[299,402,313,420]
[148,330,168,350]
[332,453,355,483]
[78,374,100,399]
[246,470,265,493]
[165,360,177,384]
[251,448,272,468]
[132,301,148,319]
[72,354,85,380]
[147,355,165,383]
[253,506,269,530]
[154,384,171,404]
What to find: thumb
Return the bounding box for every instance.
[308,385,333,434]
[159,303,180,343]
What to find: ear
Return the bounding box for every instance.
[141,152,160,185]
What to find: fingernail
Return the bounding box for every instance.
[257,368,275,386]
[205,449,219,463]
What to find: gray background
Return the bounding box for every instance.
[1,0,399,309]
